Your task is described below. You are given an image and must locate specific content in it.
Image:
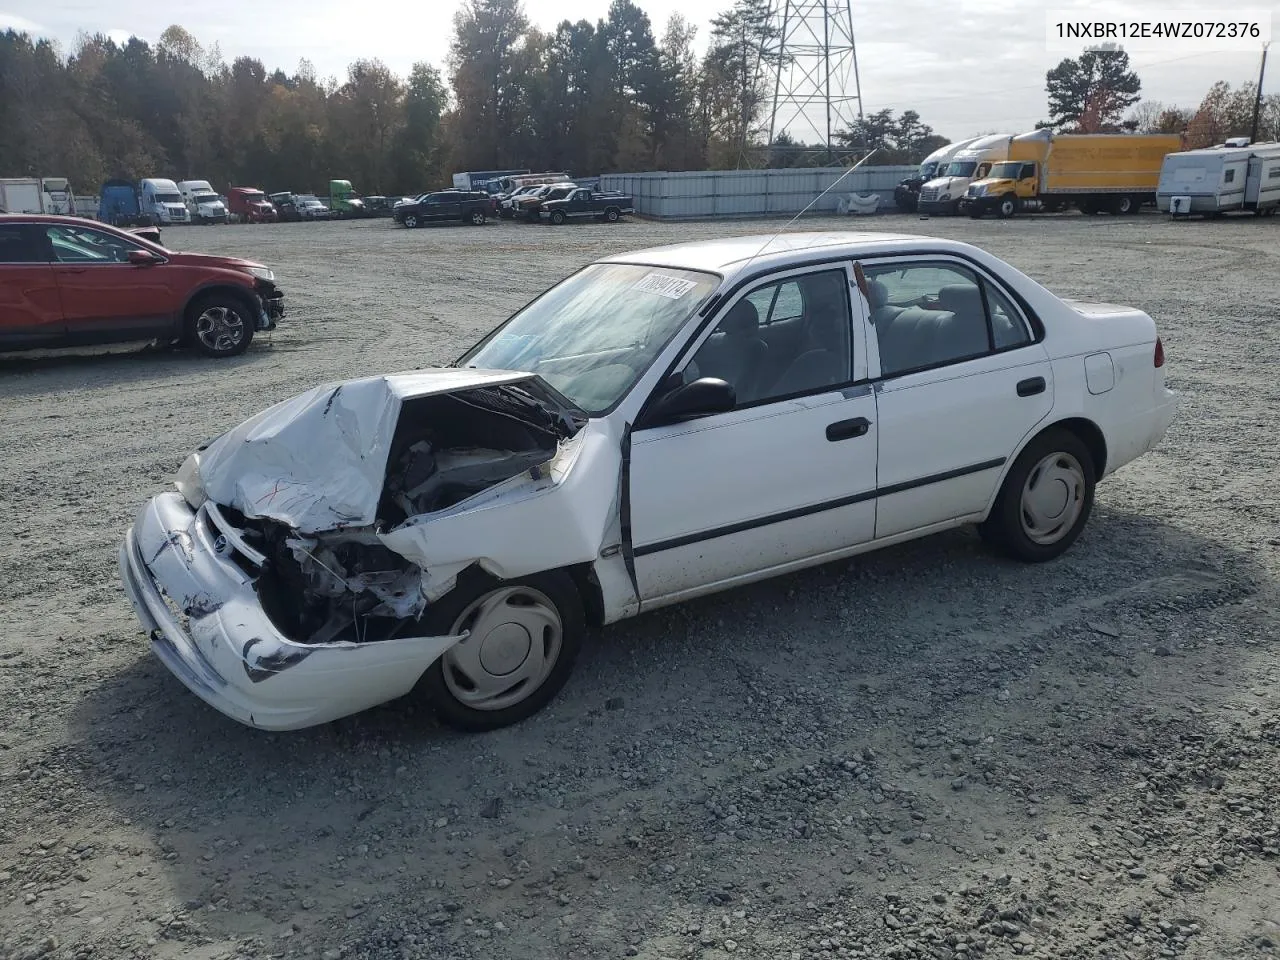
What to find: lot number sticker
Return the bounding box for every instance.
[632,273,698,300]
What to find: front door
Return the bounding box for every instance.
[861,256,1054,539]
[42,223,175,343]
[629,264,879,604]
[0,222,64,349]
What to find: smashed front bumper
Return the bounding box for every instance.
[118,492,464,731]
[255,281,285,330]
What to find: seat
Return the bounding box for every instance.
[934,284,991,358]
[691,299,769,403]
[769,276,850,395]
[876,306,957,375]
[866,277,905,328]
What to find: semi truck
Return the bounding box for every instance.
[140,178,191,224]
[0,177,78,214]
[97,179,152,226]
[1157,140,1280,218]
[178,180,229,223]
[329,180,366,218]
[916,134,1015,215]
[961,130,1185,219]
[893,139,979,212]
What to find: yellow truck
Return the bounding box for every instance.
[960,130,1185,219]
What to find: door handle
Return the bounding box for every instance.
[60,268,87,274]
[826,417,871,441]
[1016,376,1046,397]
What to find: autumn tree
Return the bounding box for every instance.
[1043,47,1141,132]
[448,0,531,169]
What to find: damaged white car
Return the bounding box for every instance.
[119,231,1177,732]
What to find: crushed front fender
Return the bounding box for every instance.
[119,492,465,731]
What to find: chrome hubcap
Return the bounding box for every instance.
[442,586,562,711]
[1020,452,1086,545]
[195,306,246,353]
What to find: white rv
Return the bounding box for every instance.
[0,177,78,215]
[1158,141,1280,217]
[178,180,229,223]
[917,133,1013,215]
[140,178,191,224]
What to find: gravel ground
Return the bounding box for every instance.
[1,210,1278,960]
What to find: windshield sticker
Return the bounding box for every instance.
[632,273,698,300]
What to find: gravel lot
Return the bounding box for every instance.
[1,210,1278,960]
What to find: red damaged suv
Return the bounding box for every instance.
[0,214,285,358]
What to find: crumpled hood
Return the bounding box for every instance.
[196,368,541,534]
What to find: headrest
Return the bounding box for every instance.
[866,278,889,309]
[722,298,759,335]
[937,283,983,308]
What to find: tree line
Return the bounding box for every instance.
[0,0,952,196]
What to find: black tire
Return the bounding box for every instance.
[979,428,1096,562]
[402,213,419,229]
[468,208,486,225]
[604,206,621,222]
[1078,198,1101,215]
[415,569,585,732]
[186,293,255,359]
[996,195,1017,219]
[549,209,567,225]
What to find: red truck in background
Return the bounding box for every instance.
[227,188,278,223]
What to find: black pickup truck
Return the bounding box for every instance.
[540,187,635,224]
[393,190,489,227]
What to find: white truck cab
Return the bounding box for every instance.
[140,178,191,224]
[917,133,1013,215]
[178,180,229,223]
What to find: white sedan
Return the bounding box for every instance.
[118,231,1176,732]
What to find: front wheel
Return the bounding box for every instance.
[997,195,1018,219]
[416,570,585,731]
[979,428,1096,562]
[187,294,255,358]
[549,209,567,225]
[402,213,419,229]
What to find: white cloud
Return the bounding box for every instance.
[0,11,45,33]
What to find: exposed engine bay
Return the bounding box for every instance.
[219,379,583,646]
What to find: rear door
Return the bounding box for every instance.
[0,222,65,348]
[42,223,177,344]
[431,193,461,220]
[862,256,1053,539]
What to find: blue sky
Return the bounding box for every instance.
[0,0,1267,141]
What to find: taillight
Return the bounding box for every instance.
[1153,336,1165,368]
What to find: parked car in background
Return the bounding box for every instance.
[0,213,284,358]
[295,195,330,220]
[140,178,191,225]
[178,181,230,223]
[360,196,397,217]
[228,187,277,223]
[513,183,577,221]
[116,230,1176,733]
[393,190,489,228]
[541,187,634,224]
[496,184,557,219]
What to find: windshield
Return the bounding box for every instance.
[155,193,183,203]
[919,161,938,179]
[988,162,1022,179]
[460,263,720,415]
[944,161,977,177]
[194,193,220,203]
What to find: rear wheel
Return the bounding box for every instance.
[979,428,1096,562]
[468,208,486,225]
[604,206,621,222]
[187,294,255,358]
[416,570,585,731]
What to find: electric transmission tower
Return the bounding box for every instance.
[764,0,865,164]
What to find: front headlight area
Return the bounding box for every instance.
[248,266,275,282]
[175,452,208,509]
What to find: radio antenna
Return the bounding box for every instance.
[734,146,879,278]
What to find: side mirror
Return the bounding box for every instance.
[641,377,736,427]
[128,249,162,266]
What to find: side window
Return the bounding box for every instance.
[0,225,41,263]
[864,261,1030,376]
[1269,167,1280,180]
[1020,163,1036,179]
[687,268,852,406]
[976,163,991,178]
[1224,168,1236,183]
[45,225,142,264]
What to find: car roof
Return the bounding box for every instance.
[0,213,111,227]
[597,231,981,279]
